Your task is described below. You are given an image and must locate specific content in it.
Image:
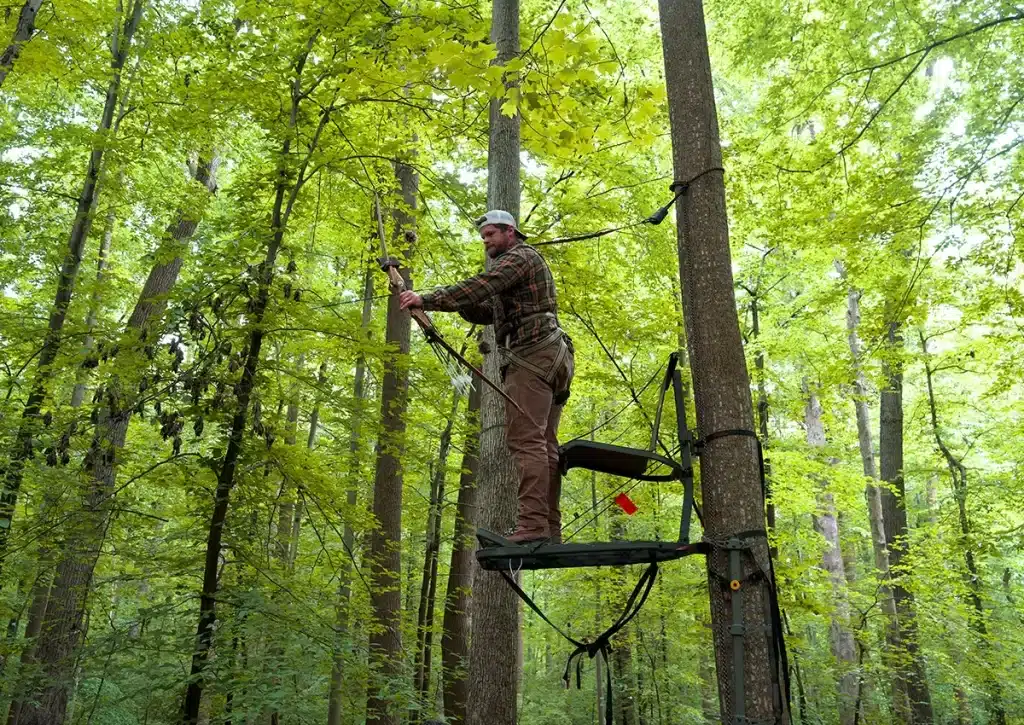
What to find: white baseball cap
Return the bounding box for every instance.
[475,209,528,240]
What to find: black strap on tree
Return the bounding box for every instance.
[532,167,725,248]
[499,561,660,725]
[697,428,791,725]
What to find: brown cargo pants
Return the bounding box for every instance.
[502,330,575,540]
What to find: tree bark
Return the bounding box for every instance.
[804,388,858,725]
[920,332,1005,725]
[328,262,374,725]
[657,0,783,721]
[440,379,480,725]
[5,198,118,725]
[879,322,933,725]
[466,2,521,724]
[0,0,146,575]
[366,162,418,725]
[0,0,45,87]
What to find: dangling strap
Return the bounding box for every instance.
[498,561,660,725]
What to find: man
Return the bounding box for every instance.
[399,210,574,544]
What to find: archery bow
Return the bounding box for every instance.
[373,195,525,415]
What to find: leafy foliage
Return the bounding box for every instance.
[0,0,1021,724]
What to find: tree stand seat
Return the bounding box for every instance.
[559,440,685,482]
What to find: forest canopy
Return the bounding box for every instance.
[0,0,1021,724]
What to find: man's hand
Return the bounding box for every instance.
[399,290,423,310]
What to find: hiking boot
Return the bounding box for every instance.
[506,527,550,545]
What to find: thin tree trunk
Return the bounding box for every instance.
[591,414,606,725]
[920,332,1005,725]
[0,0,145,575]
[264,359,303,725]
[657,0,783,721]
[182,34,329,719]
[782,612,807,724]
[440,379,480,725]
[366,162,418,725]
[955,688,972,725]
[610,515,638,725]
[413,393,460,720]
[4,574,49,725]
[70,205,116,409]
[277,356,303,568]
[879,322,933,725]
[327,263,374,725]
[747,275,773,537]
[181,160,282,725]
[613,642,638,725]
[837,264,905,720]
[18,155,215,725]
[466,2,521,724]
[804,387,858,725]
[699,616,717,724]
[0,0,45,87]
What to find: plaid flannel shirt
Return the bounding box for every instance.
[421,243,559,348]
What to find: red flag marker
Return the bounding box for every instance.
[614,493,638,515]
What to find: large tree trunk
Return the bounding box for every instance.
[466,2,521,724]
[0,0,145,575]
[657,0,784,721]
[0,0,45,87]
[804,388,858,725]
[440,379,480,725]
[920,332,1005,725]
[327,263,374,725]
[5,196,118,725]
[878,323,933,725]
[412,393,460,721]
[366,162,418,725]
[19,153,217,725]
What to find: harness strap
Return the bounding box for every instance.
[501,311,558,349]
[498,561,660,725]
[501,327,570,388]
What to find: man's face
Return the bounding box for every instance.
[480,224,517,258]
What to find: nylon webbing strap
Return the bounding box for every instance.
[698,428,758,447]
[697,428,767,498]
[499,561,660,725]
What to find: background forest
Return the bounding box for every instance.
[0,0,1022,724]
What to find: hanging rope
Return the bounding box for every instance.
[500,561,660,725]
[532,167,725,247]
